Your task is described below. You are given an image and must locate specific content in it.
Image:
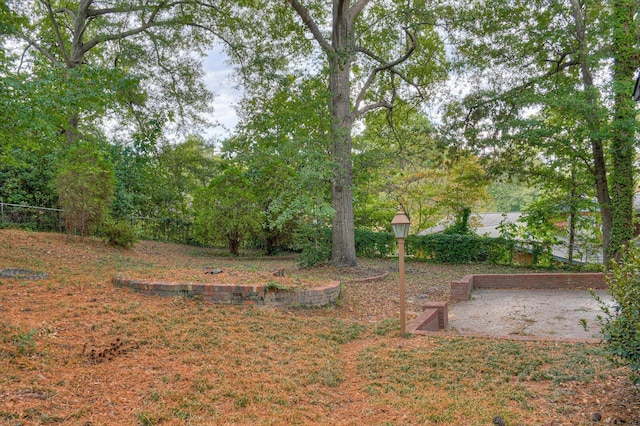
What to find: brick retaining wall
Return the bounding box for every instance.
[410,272,609,338]
[451,273,607,301]
[112,277,341,308]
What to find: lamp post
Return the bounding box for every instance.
[391,210,410,334]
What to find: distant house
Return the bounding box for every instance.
[419,212,603,264]
[417,212,521,238]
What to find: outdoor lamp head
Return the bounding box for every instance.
[391,210,410,239]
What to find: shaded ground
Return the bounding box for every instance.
[1,229,639,425]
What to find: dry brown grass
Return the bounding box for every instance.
[0,228,638,425]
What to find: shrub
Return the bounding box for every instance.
[354,228,395,257]
[193,168,262,255]
[294,225,331,268]
[407,234,516,264]
[103,220,136,248]
[596,247,640,384]
[55,143,115,237]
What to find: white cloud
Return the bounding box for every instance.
[202,45,243,141]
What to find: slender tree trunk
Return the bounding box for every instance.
[328,0,357,267]
[568,170,577,265]
[570,0,613,265]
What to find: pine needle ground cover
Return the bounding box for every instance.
[0,229,638,425]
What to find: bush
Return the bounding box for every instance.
[55,143,115,237]
[103,220,136,248]
[406,234,516,264]
[294,225,331,268]
[596,247,640,384]
[354,229,395,257]
[193,168,262,255]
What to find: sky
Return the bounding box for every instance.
[201,46,242,141]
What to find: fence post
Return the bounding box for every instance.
[1,202,3,224]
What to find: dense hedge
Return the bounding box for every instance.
[406,234,516,264]
[296,227,526,266]
[354,229,395,257]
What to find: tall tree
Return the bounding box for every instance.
[225,0,446,266]
[224,75,334,253]
[1,0,224,148]
[609,0,639,258]
[440,0,639,264]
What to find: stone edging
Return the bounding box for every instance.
[112,277,341,308]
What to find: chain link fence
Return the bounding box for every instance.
[0,202,195,244]
[130,216,195,244]
[0,202,64,232]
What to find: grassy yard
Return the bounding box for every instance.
[0,229,638,425]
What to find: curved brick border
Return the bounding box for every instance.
[210,255,297,261]
[345,271,389,284]
[112,277,341,308]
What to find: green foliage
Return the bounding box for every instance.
[226,76,334,256]
[407,234,516,264]
[485,181,538,212]
[439,0,639,263]
[443,207,473,236]
[131,217,195,245]
[153,136,220,220]
[0,146,60,208]
[107,141,155,220]
[354,229,395,258]
[296,227,396,266]
[597,247,640,384]
[294,225,332,268]
[193,167,262,255]
[102,220,137,249]
[55,143,115,237]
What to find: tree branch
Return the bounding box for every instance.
[52,7,77,19]
[286,0,332,54]
[353,28,417,116]
[349,0,371,20]
[85,1,217,17]
[80,3,167,55]
[15,33,61,66]
[355,100,393,116]
[464,57,581,125]
[40,0,71,66]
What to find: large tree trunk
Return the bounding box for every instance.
[609,0,638,262]
[328,0,357,267]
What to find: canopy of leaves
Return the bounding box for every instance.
[193,167,262,254]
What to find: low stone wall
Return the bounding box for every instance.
[451,273,607,301]
[112,277,341,308]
